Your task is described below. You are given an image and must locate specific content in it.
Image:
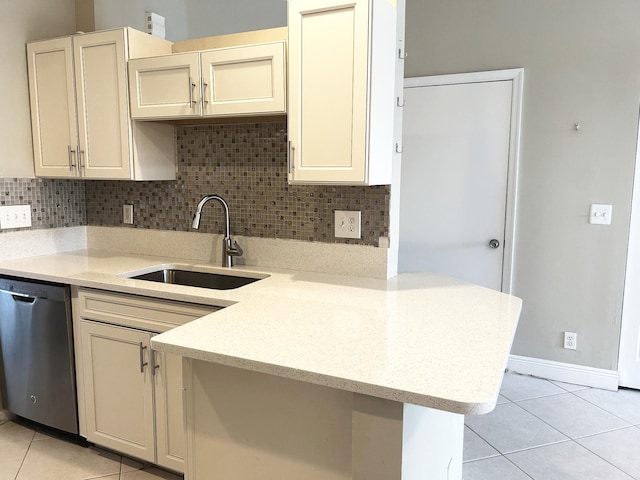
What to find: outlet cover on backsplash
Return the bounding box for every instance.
[0,124,390,246]
[84,122,390,246]
[0,179,85,232]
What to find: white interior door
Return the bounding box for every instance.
[619,130,640,389]
[399,71,522,292]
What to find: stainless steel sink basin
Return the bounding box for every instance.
[130,268,262,290]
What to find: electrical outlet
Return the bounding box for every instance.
[334,210,362,239]
[564,331,577,350]
[123,204,134,225]
[0,205,32,229]
[590,204,612,225]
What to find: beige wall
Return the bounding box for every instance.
[0,0,76,178]
[406,0,640,370]
[91,0,285,41]
[93,0,190,41]
[75,0,95,32]
[8,0,633,371]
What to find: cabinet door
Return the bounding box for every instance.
[154,351,186,473]
[27,38,79,178]
[288,0,369,184]
[74,30,132,179]
[129,53,202,119]
[201,42,286,116]
[81,320,155,462]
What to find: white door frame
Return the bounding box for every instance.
[403,69,524,294]
[618,116,640,388]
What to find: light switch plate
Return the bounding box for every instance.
[590,204,612,225]
[0,205,32,229]
[123,204,134,225]
[335,210,362,239]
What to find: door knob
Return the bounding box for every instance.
[489,239,500,249]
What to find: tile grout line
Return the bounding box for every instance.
[470,376,640,479]
[574,439,639,480]
[515,392,633,440]
[502,438,636,479]
[567,388,639,426]
[476,377,640,479]
[465,380,574,476]
[13,429,36,480]
[500,401,571,450]
[500,454,536,480]
[505,397,638,470]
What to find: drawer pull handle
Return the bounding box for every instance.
[189,77,197,107]
[152,350,160,376]
[139,342,148,373]
[202,80,209,106]
[67,145,76,171]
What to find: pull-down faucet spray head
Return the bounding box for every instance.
[191,195,242,267]
[191,211,202,229]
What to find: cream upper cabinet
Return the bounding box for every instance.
[288,0,401,185]
[128,41,286,120]
[27,28,175,180]
[73,30,132,179]
[26,37,78,177]
[201,42,286,116]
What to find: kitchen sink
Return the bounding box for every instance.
[129,268,263,290]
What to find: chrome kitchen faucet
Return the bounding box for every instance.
[192,195,243,267]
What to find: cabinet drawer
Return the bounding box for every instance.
[75,288,217,333]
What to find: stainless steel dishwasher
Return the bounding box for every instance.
[0,276,78,434]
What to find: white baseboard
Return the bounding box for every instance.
[508,355,619,391]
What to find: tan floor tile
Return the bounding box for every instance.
[121,456,145,473]
[0,440,30,480]
[121,466,183,480]
[17,437,121,480]
[0,422,35,445]
[32,430,54,441]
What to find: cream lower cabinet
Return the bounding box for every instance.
[80,321,157,462]
[128,41,286,120]
[74,288,216,473]
[287,0,403,185]
[27,28,175,180]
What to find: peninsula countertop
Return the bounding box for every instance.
[0,249,522,415]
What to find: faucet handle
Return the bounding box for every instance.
[227,239,243,257]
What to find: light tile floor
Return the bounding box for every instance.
[0,420,182,480]
[464,372,640,479]
[1,373,638,480]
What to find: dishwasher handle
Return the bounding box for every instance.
[0,288,37,303]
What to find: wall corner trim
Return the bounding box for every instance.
[507,354,619,391]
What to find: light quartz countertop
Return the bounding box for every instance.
[0,249,521,415]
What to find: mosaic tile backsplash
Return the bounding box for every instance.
[2,122,390,246]
[0,178,85,230]
[84,122,390,246]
